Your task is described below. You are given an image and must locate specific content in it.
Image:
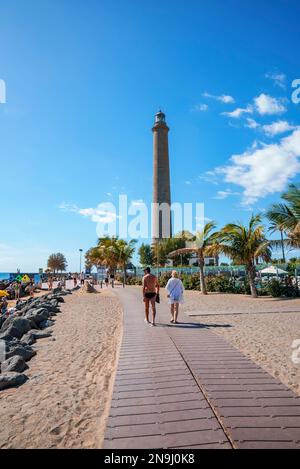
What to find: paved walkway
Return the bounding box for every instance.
[103,287,300,449]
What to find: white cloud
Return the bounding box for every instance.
[214,189,240,199]
[262,120,296,137]
[244,118,296,135]
[192,103,208,112]
[185,180,192,185]
[212,129,300,205]
[80,206,118,223]
[254,93,286,115]
[222,94,286,121]
[222,105,253,118]
[245,118,260,129]
[199,171,219,185]
[220,95,235,104]
[265,72,287,89]
[60,202,118,224]
[59,202,78,213]
[203,92,235,104]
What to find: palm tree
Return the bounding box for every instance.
[152,234,191,267]
[138,243,153,267]
[115,239,137,287]
[47,253,67,274]
[85,238,117,274]
[168,221,218,295]
[85,237,136,286]
[266,183,300,250]
[85,247,104,269]
[214,215,271,298]
[266,220,286,263]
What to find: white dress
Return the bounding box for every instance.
[166,278,184,304]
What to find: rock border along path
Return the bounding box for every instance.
[103,287,300,449]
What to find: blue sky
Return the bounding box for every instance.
[1,0,300,272]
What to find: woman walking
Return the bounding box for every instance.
[166,270,184,324]
[48,276,53,291]
[29,280,35,298]
[14,281,21,300]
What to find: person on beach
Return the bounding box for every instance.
[80,272,85,286]
[73,274,78,288]
[14,281,21,300]
[28,281,35,298]
[110,272,115,288]
[1,297,8,317]
[6,284,14,299]
[142,267,159,326]
[166,270,184,324]
[48,276,53,291]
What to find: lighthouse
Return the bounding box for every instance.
[152,110,172,241]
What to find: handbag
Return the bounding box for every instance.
[156,293,160,303]
[167,281,179,299]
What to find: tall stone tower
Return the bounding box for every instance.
[152,110,172,241]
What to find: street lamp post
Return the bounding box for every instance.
[79,249,83,274]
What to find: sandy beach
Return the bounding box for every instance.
[0,288,122,449]
[2,286,300,449]
[180,291,300,396]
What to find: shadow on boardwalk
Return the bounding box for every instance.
[159,322,232,329]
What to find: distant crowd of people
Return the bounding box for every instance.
[0,277,36,318]
[1,267,186,326]
[2,279,35,301]
[46,272,90,291]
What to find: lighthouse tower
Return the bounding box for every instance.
[152,110,172,241]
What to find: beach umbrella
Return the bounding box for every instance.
[260,266,288,275]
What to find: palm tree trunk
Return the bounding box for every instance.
[123,265,126,288]
[247,264,258,298]
[280,229,286,263]
[199,256,207,295]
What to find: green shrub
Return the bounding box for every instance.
[126,276,142,286]
[257,285,269,296]
[182,274,200,290]
[206,275,236,293]
[266,278,300,297]
[125,273,299,296]
[267,279,283,297]
[282,284,300,297]
[158,272,172,288]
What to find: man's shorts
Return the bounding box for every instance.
[144,292,156,305]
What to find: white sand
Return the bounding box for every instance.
[181,291,300,315]
[181,291,300,396]
[3,286,300,448]
[0,288,122,449]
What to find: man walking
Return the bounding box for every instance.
[142,267,159,326]
[80,272,85,286]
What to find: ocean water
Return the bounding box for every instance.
[0,273,10,281]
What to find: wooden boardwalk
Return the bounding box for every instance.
[103,287,300,449]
